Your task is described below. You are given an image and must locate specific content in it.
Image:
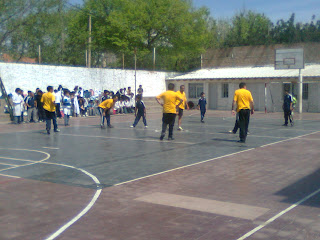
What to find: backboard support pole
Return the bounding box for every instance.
[298,69,303,114]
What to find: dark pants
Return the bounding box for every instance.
[284,110,292,125]
[161,113,176,138]
[200,109,206,121]
[38,107,46,121]
[56,103,62,118]
[99,107,110,126]
[238,109,250,142]
[133,113,147,127]
[45,110,58,131]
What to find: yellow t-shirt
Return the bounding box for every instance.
[99,99,114,109]
[176,91,187,110]
[41,92,56,112]
[157,90,182,114]
[233,88,254,112]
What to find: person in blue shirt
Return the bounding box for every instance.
[197,92,207,123]
[130,95,148,128]
[283,90,293,126]
[62,90,72,126]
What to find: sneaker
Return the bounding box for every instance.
[108,125,114,128]
[54,129,60,132]
[291,122,294,127]
[168,137,175,140]
[178,126,183,131]
[229,130,236,134]
[47,130,50,135]
[144,126,148,128]
[201,120,205,123]
[100,125,105,129]
[130,125,134,128]
[282,124,288,126]
[247,131,250,135]
[160,134,165,140]
[237,140,245,143]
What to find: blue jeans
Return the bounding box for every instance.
[200,109,206,121]
[99,107,110,126]
[133,113,147,127]
[44,110,58,131]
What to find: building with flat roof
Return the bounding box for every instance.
[167,64,320,112]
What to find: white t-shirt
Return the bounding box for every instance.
[55,91,62,103]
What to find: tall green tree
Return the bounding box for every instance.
[65,0,213,71]
[224,10,272,47]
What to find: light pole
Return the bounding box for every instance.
[134,47,137,98]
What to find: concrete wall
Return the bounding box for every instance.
[0,63,174,97]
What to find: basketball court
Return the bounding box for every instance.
[0,110,320,240]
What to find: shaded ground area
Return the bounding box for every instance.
[0,110,320,240]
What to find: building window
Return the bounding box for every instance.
[189,83,203,98]
[303,83,308,100]
[222,83,229,98]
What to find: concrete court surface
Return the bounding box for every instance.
[0,110,320,240]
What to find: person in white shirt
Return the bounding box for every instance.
[12,88,23,124]
[55,89,62,118]
[124,98,133,113]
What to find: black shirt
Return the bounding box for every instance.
[136,100,145,115]
[283,94,293,111]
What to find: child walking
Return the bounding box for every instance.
[130,95,148,128]
[197,92,207,123]
[63,90,72,126]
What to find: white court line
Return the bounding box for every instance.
[182,122,316,131]
[0,156,36,162]
[236,187,320,240]
[42,147,60,150]
[114,148,256,186]
[0,148,102,240]
[0,173,21,178]
[0,148,50,173]
[43,161,102,240]
[0,162,18,166]
[114,130,320,187]
[60,133,195,145]
[112,127,289,139]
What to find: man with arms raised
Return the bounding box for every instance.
[231,82,254,143]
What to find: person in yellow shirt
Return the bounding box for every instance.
[41,86,59,134]
[176,85,189,131]
[232,82,254,143]
[156,83,183,140]
[98,95,118,128]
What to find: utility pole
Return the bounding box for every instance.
[134,48,137,98]
[153,47,156,71]
[38,45,41,64]
[123,53,125,70]
[298,69,303,114]
[88,14,92,68]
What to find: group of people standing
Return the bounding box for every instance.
[155,82,253,143]
[10,81,296,144]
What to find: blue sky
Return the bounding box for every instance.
[69,0,320,23]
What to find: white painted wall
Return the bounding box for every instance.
[0,63,173,97]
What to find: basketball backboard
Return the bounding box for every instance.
[275,48,304,70]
